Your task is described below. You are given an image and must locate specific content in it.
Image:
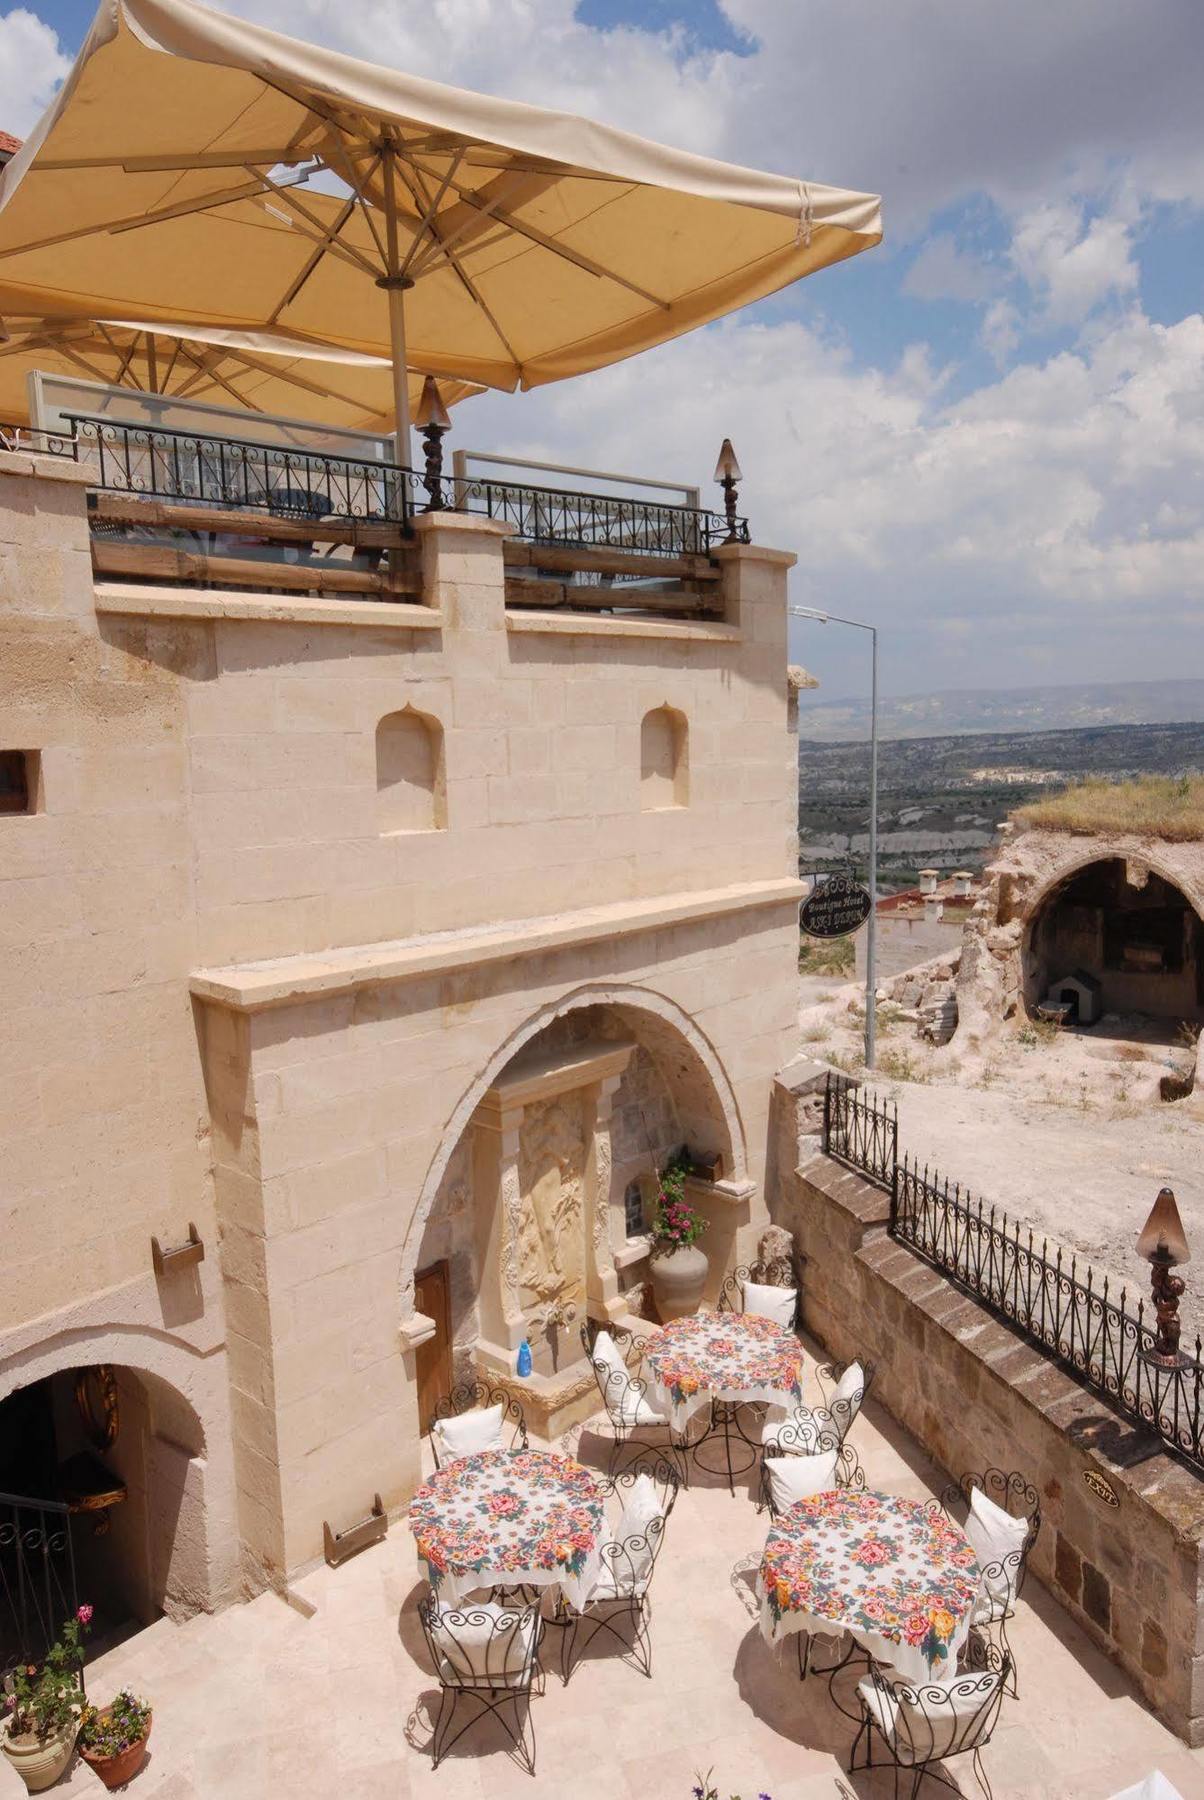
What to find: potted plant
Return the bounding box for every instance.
[2,1606,91,1793]
[648,1153,709,1321]
[78,1690,152,1790]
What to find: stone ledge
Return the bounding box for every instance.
[0,446,95,486]
[506,609,741,643]
[398,1313,437,1352]
[94,584,444,630]
[712,541,798,569]
[190,877,805,1012]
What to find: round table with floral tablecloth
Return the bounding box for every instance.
[644,1311,806,1490]
[758,1489,981,1684]
[409,1447,607,1612]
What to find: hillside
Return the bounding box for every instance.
[798,719,1204,888]
[795,678,1204,743]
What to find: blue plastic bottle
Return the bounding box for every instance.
[516,1337,533,1378]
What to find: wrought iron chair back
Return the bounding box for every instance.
[429,1380,529,1471]
[815,1357,876,1443]
[758,1412,864,1516]
[418,1594,543,1773]
[938,1465,1040,1699]
[579,1319,685,1478]
[558,1454,679,1682]
[850,1645,1012,1790]
[716,1254,802,1326]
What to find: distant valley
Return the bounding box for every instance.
[798,718,1204,890]
[795,677,1204,744]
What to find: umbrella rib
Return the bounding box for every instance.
[253,172,383,280]
[35,145,319,173]
[175,344,266,412]
[396,162,523,371]
[270,191,361,321]
[397,149,464,282]
[0,177,270,259]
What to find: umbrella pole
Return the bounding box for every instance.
[378,139,414,479]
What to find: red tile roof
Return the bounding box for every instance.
[0,131,23,160]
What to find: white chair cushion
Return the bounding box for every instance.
[610,1473,663,1592]
[429,1602,537,1689]
[861,1671,1002,1764]
[431,1402,504,1463]
[591,1330,664,1428]
[765,1449,838,1513]
[742,1279,797,1330]
[965,1487,1029,1602]
[828,1360,865,1426]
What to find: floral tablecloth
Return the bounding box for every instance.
[408,1447,607,1611]
[758,1490,981,1684]
[643,1311,805,1432]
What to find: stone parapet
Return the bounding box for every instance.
[770,1072,1204,1745]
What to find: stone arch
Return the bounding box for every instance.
[640,703,688,809]
[0,1323,238,1621]
[1021,850,1204,1025]
[376,705,446,834]
[398,982,747,1312]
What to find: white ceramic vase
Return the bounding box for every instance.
[2,1725,77,1794]
[649,1243,708,1321]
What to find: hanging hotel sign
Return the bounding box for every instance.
[1082,1469,1120,1509]
[799,874,872,940]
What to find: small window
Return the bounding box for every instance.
[376,708,446,834]
[0,751,37,815]
[624,1180,646,1240]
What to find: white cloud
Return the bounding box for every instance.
[1008,199,1142,327]
[902,234,997,304]
[0,8,69,138]
[462,305,1204,688]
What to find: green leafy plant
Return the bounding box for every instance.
[6,1607,91,1743]
[649,1152,707,1252]
[692,1772,773,1800]
[79,1690,151,1759]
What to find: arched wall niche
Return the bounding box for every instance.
[398,982,746,1316]
[640,704,688,810]
[376,706,446,835]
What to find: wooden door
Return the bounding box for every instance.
[414,1261,453,1433]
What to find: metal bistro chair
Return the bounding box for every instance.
[418,1596,544,1776]
[716,1250,803,1333]
[757,1411,865,1519]
[557,1455,680,1685]
[429,1380,529,1472]
[814,1355,876,1444]
[849,1645,1013,1800]
[580,1320,689,1480]
[935,1467,1040,1696]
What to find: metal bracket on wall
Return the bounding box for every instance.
[324,1494,388,1567]
[151,1221,205,1276]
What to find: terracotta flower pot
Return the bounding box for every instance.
[2,1724,77,1794]
[78,1712,151,1791]
[649,1242,708,1321]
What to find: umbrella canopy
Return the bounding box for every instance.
[0,313,480,434]
[0,0,881,458]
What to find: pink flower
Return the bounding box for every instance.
[76,1604,94,1627]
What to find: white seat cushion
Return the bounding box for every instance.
[591,1330,665,1428]
[742,1279,797,1330]
[765,1449,838,1513]
[430,1402,505,1463]
[828,1360,865,1431]
[429,1601,537,1689]
[861,1671,1002,1764]
[965,1487,1029,1603]
[604,1473,663,1594]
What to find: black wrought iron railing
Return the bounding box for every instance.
[65,414,416,526]
[0,1490,80,1682]
[822,1072,1204,1475]
[59,415,746,559]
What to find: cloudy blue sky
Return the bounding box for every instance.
[4,0,1203,700]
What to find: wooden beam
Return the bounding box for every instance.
[90,539,420,597]
[504,576,719,616]
[502,541,719,581]
[89,492,408,549]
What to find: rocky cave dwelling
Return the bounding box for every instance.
[0,443,805,1628]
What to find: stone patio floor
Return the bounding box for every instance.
[41,1388,1204,1800]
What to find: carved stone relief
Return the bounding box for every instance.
[517,1094,586,1313]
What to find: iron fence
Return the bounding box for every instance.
[59,415,745,557]
[822,1072,1204,1475]
[0,1490,80,1683]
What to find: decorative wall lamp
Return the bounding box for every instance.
[713,438,742,544]
[415,376,452,512]
[1135,1187,1191,1368]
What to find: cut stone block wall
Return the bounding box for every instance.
[771,1061,1204,1746]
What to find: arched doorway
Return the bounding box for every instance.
[404,989,746,1436]
[1024,857,1204,1030]
[0,1361,209,1671]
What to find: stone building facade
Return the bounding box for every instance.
[0,447,802,1613]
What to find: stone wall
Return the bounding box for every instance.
[771,1062,1204,1745]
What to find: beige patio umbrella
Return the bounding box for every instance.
[0,313,480,435]
[0,0,882,461]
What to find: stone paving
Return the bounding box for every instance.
[40,1387,1204,1800]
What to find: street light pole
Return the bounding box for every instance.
[790,606,880,1072]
